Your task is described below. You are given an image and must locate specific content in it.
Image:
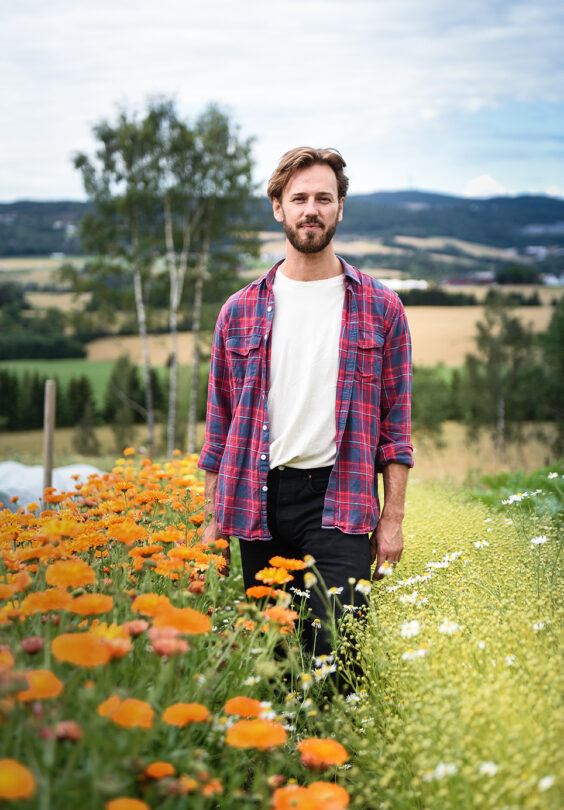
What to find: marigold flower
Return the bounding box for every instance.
[45,559,96,589]
[201,778,223,797]
[269,556,307,570]
[97,695,121,718]
[68,594,114,616]
[20,589,73,615]
[144,761,175,779]
[297,738,349,769]
[89,622,132,659]
[151,637,189,656]
[0,759,36,800]
[130,593,171,617]
[272,785,315,810]
[255,567,294,585]
[122,620,149,637]
[177,776,198,794]
[224,696,264,717]
[55,720,83,741]
[262,606,299,626]
[108,520,148,546]
[308,781,350,808]
[162,702,210,726]
[51,633,111,668]
[106,800,150,810]
[225,718,287,750]
[152,606,211,635]
[111,698,154,729]
[0,649,15,670]
[16,669,64,702]
[246,585,274,599]
[123,447,135,456]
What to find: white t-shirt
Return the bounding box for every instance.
[268,268,345,469]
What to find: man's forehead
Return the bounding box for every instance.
[283,163,339,197]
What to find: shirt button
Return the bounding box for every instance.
[261,454,267,460]
[278,465,286,470]
[267,306,272,312]
[262,424,267,430]
[262,485,268,492]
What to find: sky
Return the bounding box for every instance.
[1,0,563,201]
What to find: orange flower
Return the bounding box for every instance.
[107,520,148,546]
[162,702,209,726]
[20,589,73,615]
[246,585,274,599]
[111,698,154,729]
[262,606,299,626]
[16,669,64,702]
[224,696,264,718]
[97,695,121,718]
[307,782,350,809]
[88,622,132,659]
[144,761,175,779]
[272,785,315,810]
[0,759,36,800]
[225,719,287,750]
[297,738,349,769]
[68,594,114,616]
[105,800,150,810]
[131,593,171,617]
[151,637,189,656]
[128,544,164,558]
[122,620,149,637]
[51,633,111,668]
[123,447,135,456]
[152,606,211,635]
[255,567,294,585]
[0,649,14,670]
[177,776,197,794]
[201,778,223,797]
[45,559,96,589]
[269,556,307,571]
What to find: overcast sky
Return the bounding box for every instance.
[1,0,563,201]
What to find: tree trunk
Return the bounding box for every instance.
[187,271,204,454]
[164,198,178,458]
[496,386,505,462]
[133,265,155,456]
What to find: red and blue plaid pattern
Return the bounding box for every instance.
[198,259,413,541]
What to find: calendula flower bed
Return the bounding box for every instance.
[0,454,351,809]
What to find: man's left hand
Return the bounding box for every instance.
[371,514,404,581]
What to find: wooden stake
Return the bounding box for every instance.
[43,379,56,494]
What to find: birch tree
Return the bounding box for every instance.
[74,111,160,454]
[145,100,257,455]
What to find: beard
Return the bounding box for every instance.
[282,211,339,254]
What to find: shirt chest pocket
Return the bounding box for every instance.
[356,331,385,381]
[226,332,263,385]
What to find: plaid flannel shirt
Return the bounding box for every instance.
[198,258,413,541]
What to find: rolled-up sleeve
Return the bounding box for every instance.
[376,300,414,470]
[198,307,231,473]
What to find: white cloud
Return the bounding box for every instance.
[1,0,563,198]
[546,185,564,198]
[463,174,508,197]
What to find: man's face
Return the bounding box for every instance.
[272,163,344,254]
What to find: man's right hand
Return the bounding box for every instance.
[201,516,231,576]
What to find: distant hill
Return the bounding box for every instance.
[1,192,563,256]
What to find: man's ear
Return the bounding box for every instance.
[338,198,344,222]
[272,198,284,223]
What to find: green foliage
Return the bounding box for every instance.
[495,262,540,284]
[538,298,564,453]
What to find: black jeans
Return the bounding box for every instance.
[239,465,371,656]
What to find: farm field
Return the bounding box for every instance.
[82,305,554,368]
[0,422,555,485]
[0,454,561,809]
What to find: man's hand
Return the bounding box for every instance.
[201,516,231,576]
[371,514,403,580]
[201,470,231,576]
[371,462,409,581]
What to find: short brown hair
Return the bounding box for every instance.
[267,147,349,201]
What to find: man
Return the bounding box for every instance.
[199,147,413,655]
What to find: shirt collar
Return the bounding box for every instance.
[257,256,361,290]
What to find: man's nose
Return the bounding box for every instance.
[304,197,319,217]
